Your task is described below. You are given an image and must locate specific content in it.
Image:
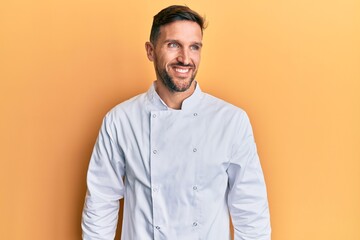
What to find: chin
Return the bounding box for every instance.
[172,79,194,92]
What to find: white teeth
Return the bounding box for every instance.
[175,68,189,73]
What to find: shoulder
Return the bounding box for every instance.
[201,92,247,117]
[104,92,148,123]
[200,92,253,132]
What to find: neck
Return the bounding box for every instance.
[155,80,196,109]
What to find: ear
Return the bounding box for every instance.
[145,42,155,62]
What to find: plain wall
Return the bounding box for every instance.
[1,0,359,239]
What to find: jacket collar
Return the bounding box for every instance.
[146,81,204,111]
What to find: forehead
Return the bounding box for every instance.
[158,20,202,43]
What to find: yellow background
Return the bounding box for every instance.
[1,0,359,239]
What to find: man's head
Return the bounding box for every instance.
[149,5,206,45]
[146,5,206,93]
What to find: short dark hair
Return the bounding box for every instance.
[150,5,206,44]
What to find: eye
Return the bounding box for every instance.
[168,42,179,48]
[190,44,201,51]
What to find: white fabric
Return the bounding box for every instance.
[82,82,271,240]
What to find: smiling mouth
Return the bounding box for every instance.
[174,68,190,73]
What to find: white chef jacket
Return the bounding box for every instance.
[82,82,271,240]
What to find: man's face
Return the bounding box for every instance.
[147,20,203,92]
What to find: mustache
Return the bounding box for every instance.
[171,62,194,68]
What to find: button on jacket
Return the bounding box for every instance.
[82,82,271,240]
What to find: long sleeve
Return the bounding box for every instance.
[227,113,271,240]
[82,115,125,240]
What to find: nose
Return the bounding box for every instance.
[177,49,190,65]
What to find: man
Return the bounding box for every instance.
[82,5,271,240]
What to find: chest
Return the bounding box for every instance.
[119,109,237,185]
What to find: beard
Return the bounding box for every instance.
[155,62,197,92]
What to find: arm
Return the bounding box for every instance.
[82,115,125,240]
[227,113,271,240]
